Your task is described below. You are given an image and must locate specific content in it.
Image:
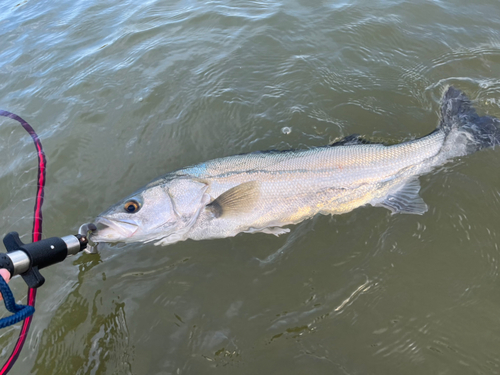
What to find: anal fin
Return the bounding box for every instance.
[376,179,428,215]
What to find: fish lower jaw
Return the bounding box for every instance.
[91,216,141,242]
[90,233,128,243]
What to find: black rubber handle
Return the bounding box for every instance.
[3,232,69,288]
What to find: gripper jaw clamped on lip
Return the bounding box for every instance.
[78,223,99,254]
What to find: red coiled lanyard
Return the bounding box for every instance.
[0,110,46,374]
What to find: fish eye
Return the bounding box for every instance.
[124,200,140,213]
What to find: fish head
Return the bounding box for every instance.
[91,178,210,245]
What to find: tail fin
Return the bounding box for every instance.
[439,86,500,153]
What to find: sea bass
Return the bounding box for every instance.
[90,87,500,246]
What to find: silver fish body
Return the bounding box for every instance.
[91,87,500,246]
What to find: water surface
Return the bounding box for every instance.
[1,0,500,374]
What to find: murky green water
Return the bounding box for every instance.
[1,0,500,374]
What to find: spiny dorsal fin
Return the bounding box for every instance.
[329,134,403,147]
[376,178,428,215]
[207,181,259,218]
[329,134,372,146]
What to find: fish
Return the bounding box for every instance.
[90,87,500,247]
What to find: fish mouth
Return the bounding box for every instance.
[90,216,139,243]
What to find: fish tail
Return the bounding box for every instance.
[439,86,500,154]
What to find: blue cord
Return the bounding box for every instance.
[0,277,34,329]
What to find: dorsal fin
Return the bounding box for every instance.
[329,134,376,146]
[206,181,259,218]
[329,133,405,147]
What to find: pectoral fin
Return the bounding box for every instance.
[376,179,428,215]
[207,181,259,218]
